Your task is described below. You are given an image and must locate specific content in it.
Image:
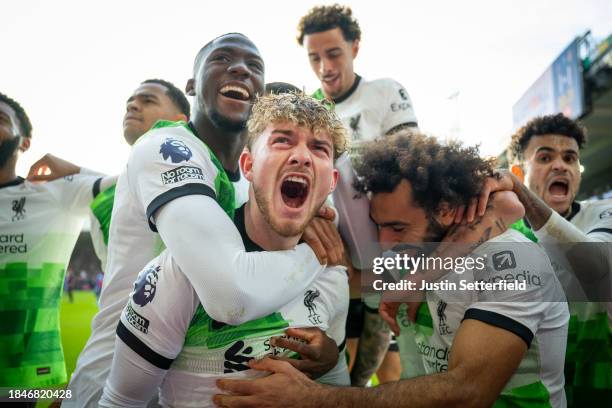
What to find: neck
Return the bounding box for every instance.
[244,197,300,251]
[0,157,18,185]
[192,111,246,173]
[323,72,357,101]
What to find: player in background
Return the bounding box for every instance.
[0,92,113,405]
[507,113,612,406]
[215,132,568,408]
[64,34,340,407]
[100,92,349,407]
[297,3,419,385]
[28,79,190,273]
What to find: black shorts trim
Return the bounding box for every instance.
[146,183,216,232]
[92,177,103,198]
[116,321,174,370]
[462,308,534,348]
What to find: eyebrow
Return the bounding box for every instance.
[271,129,294,136]
[126,93,160,103]
[210,46,263,62]
[369,213,408,227]
[535,146,578,155]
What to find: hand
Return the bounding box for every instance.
[380,297,424,335]
[302,206,344,265]
[214,358,323,408]
[454,169,516,224]
[27,153,81,182]
[268,327,338,379]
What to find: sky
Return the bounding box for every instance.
[3,0,612,177]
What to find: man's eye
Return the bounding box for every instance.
[273,137,289,144]
[309,55,321,63]
[391,226,405,233]
[213,55,230,62]
[248,61,263,71]
[564,155,577,164]
[537,155,551,163]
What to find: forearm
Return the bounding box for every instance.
[156,195,323,325]
[315,371,472,408]
[513,182,552,230]
[350,311,390,386]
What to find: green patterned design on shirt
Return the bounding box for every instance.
[90,184,116,245]
[493,381,552,408]
[183,305,289,349]
[0,262,67,388]
[511,219,538,243]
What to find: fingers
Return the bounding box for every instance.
[477,182,492,217]
[454,205,465,224]
[249,357,295,374]
[302,227,328,265]
[271,336,314,359]
[317,205,336,222]
[284,327,317,343]
[213,394,258,408]
[466,198,478,223]
[269,357,315,378]
[216,378,258,395]
[379,302,401,336]
[407,301,421,322]
[313,220,343,265]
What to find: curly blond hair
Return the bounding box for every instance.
[247,92,348,161]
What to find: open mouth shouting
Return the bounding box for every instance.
[280,174,310,209]
[219,84,251,102]
[546,177,570,202]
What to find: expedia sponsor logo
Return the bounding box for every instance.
[390,101,412,112]
[416,340,449,372]
[0,233,27,254]
[479,270,542,288]
[492,251,516,271]
[125,302,150,334]
[161,166,204,185]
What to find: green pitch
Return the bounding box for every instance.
[35,290,98,407]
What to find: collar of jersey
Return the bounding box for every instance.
[234,204,264,252]
[523,200,581,228]
[0,176,24,189]
[188,121,241,182]
[330,74,362,104]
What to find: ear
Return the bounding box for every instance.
[185,79,196,96]
[19,137,31,152]
[435,202,456,227]
[329,168,339,193]
[239,147,254,182]
[174,113,189,123]
[351,39,360,59]
[511,164,525,182]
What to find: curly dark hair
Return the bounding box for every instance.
[297,4,361,45]
[508,113,587,162]
[142,79,190,118]
[0,92,33,138]
[354,131,495,215]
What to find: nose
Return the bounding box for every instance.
[319,57,331,76]
[551,155,569,172]
[288,143,312,168]
[228,60,250,78]
[378,230,397,251]
[126,99,140,113]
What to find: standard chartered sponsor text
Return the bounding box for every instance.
[0,233,27,254]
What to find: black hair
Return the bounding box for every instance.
[0,92,33,138]
[193,32,251,75]
[265,82,302,95]
[509,113,587,162]
[141,79,190,118]
[297,4,361,45]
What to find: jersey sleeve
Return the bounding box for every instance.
[117,251,199,369]
[463,241,566,347]
[58,173,104,216]
[127,124,220,231]
[581,200,612,241]
[380,78,418,134]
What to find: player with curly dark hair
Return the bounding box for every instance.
[506,113,612,406]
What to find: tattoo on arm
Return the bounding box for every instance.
[350,311,390,386]
[514,183,552,230]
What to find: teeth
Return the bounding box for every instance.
[286,176,308,185]
[220,85,249,98]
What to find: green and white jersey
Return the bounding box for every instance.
[397,230,569,407]
[313,75,418,145]
[66,121,239,407]
[533,199,612,404]
[0,174,101,388]
[116,205,350,407]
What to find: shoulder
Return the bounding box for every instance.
[579,199,612,220]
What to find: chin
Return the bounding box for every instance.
[210,110,247,132]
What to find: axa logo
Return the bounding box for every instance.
[437,301,452,335]
[224,340,254,373]
[160,138,192,163]
[132,265,160,307]
[12,197,26,221]
[304,289,322,325]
